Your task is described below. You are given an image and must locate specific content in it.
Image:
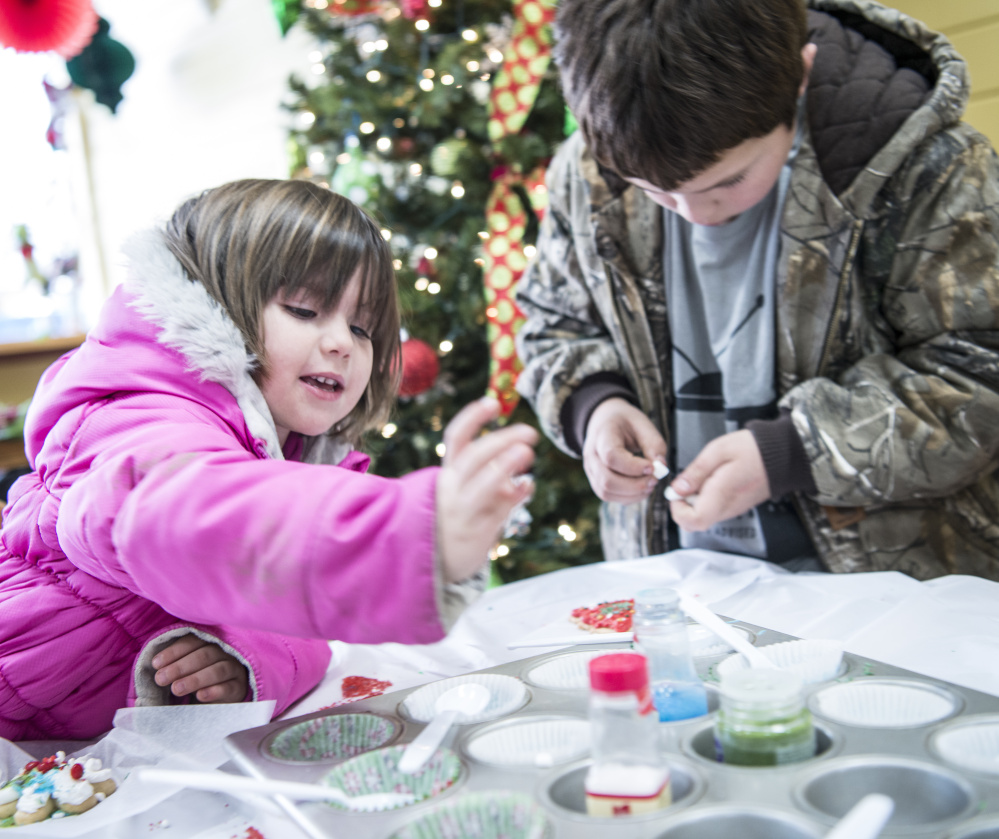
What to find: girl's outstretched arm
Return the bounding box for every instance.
[435,398,538,583]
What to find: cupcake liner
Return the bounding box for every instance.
[688,624,754,659]
[388,791,551,839]
[717,639,844,685]
[402,675,527,724]
[464,717,590,768]
[810,680,959,728]
[321,744,461,811]
[525,651,608,691]
[265,713,399,762]
[930,716,999,776]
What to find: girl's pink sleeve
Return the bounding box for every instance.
[58,422,446,646]
[129,623,332,717]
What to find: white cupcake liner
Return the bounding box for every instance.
[464,716,590,768]
[810,680,959,728]
[688,624,754,659]
[402,674,528,724]
[321,744,462,811]
[930,716,999,776]
[717,639,845,685]
[389,791,551,839]
[525,651,608,691]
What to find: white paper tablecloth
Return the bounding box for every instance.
[14,549,999,838]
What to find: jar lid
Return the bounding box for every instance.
[719,668,804,705]
[635,587,680,608]
[589,653,649,693]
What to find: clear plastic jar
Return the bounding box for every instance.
[584,653,671,816]
[633,587,708,721]
[714,668,815,766]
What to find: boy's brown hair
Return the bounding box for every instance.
[555,0,809,190]
[163,178,401,443]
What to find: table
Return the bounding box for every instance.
[0,335,85,471]
[18,549,999,838]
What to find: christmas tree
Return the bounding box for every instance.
[283,0,602,581]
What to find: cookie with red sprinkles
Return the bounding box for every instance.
[570,599,635,633]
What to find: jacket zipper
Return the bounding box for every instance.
[817,219,864,377]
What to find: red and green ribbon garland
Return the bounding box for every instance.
[482,0,556,416]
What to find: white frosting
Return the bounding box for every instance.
[16,789,51,814]
[81,758,112,784]
[0,785,18,805]
[585,762,670,797]
[53,769,94,806]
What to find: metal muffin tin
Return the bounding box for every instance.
[224,619,999,838]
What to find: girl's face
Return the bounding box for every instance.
[259,270,374,446]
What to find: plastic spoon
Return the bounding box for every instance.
[824,793,895,839]
[398,682,491,774]
[679,595,776,670]
[133,767,416,811]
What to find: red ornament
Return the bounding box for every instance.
[0,0,99,57]
[70,763,84,780]
[399,0,430,19]
[398,338,440,398]
[327,0,380,16]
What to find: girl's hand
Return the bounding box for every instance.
[152,635,249,704]
[436,397,538,583]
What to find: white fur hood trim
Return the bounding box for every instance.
[120,229,284,460]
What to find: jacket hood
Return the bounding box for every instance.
[25,230,284,461]
[808,0,969,215]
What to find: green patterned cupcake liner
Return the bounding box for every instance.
[265,713,399,763]
[321,744,462,811]
[389,791,551,839]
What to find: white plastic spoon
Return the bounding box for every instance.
[398,682,491,774]
[825,793,895,839]
[679,595,776,670]
[133,767,416,811]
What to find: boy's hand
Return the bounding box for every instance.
[582,398,667,504]
[437,397,538,583]
[152,635,249,704]
[668,429,770,530]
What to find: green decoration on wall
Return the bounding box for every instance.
[272,0,302,35]
[66,17,135,113]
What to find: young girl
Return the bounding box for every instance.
[0,179,537,741]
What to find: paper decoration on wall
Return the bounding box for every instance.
[66,17,135,113]
[272,0,300,35]
[482,0,556,416]
[0,0,99,57]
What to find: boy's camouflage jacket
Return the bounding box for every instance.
[515,0,999,580]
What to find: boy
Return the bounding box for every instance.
[515,0,999,580]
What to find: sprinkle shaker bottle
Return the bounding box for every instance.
[584,653,671,816]
[632,587,709,722]
[714,668,816,766]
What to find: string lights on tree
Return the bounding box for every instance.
[282,0,601,581]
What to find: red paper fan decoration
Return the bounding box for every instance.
[0,0,99,57]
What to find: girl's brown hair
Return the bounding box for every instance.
[162,178,400,443]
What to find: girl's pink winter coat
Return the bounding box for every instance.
[0,231,450,740]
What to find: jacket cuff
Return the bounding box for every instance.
[747,410,818,500]
[132,626,259,707]
[560,373,640,454]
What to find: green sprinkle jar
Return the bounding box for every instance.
[714,669,815,766]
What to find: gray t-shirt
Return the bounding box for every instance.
[664,120,812,562]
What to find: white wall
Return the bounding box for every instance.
[1,0,316,332]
